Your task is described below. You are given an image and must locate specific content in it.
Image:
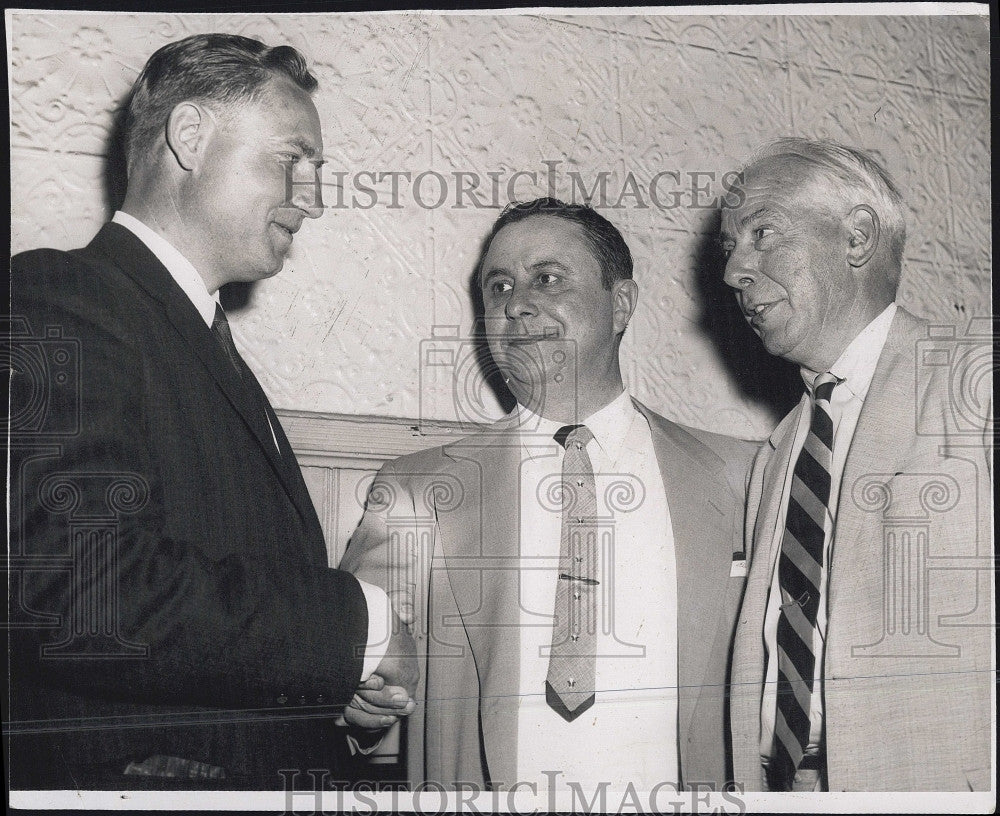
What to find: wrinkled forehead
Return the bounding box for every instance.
[721,156,825,228]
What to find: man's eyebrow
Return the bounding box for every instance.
[481,267,508,282]
[738,206,769,231]
[528,259,572,274]
[280,138,320,158]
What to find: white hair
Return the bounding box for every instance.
[744,137,907,284]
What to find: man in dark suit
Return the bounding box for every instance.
[8,33,415,790]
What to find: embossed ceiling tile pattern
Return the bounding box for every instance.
[955,271,992,318]
[936,97,991,275]
[784,15,935,89]
[623,313,767,439]
[427,206,499,328]
[621,43,792,165]
[429,16,623,174]
[232,205,434,414]
[786,60,928,156]
[309,17,431,168]
[786,64,961,270]
[628,14,787,64]
[8,16,138,155]
[927,15,990,99]
[10,148,108,252]
[897,260,970,323]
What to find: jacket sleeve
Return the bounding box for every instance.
[339,461,420,627]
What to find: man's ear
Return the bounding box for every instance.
[165,101,214,171]
[845,204,881,268]
[612,278,639,335]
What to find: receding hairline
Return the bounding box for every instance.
[479,213,596,283]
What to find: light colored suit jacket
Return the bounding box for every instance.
[730,307,993,791]
[342,400,755,789]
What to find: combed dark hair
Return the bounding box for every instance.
[123,33,317,175]
[481,197,633,290]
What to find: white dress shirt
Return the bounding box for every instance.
[111,211,389,680]
[513,391,680,790]
[759,303,897,761]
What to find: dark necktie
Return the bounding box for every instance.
[211,303,280,454]
[212,303,245,378]
[773,372,840,789]
[545,424,598,721]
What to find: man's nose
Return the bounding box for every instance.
[722,245,757,291]
[504,284,538,320]
[286,160,326,219]
[293,188,325,220]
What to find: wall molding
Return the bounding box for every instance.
[275,408,479,468]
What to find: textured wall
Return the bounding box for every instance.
[8,11,991,439]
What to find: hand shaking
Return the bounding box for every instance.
[340,614,418,731]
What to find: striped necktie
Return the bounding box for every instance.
[545,423,598,721]
[773,372,840,789]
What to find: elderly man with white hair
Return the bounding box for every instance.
[720,138,992,792]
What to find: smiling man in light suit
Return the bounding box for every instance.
[341,198,756,791]
[719,138,992,792]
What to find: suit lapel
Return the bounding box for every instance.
[634,402,732,751]
[86,224,315,527]
[435,424,523,785]
[754,405,803,572]
[829,310,917,609]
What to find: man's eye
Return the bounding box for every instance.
[719,240,735,260]
[490,281,512,295]
[537,273,560,286]
[753,227,774,241]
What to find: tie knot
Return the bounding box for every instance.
[554,424,594,449]
[212,303,229,331]
[812,372,841,404]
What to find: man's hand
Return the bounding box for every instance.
[340,621,418,731]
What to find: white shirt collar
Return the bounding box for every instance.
[801,303,897,402]
[112,211,219,327]
[515,389,635,463]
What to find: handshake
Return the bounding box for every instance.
[338,608,419,732]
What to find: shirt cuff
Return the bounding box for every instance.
[357,578,390,682]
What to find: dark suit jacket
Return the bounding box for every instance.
[341,401,756,789]
[8,223,368,789]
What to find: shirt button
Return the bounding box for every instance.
[316,695,326,704]
[573,591,581,600]
[567,678,576,688]
[576,479,584,487]
[299,695,307,706]
[277,695,288,705]
[574,556,583,563]
[574,442,582,450]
